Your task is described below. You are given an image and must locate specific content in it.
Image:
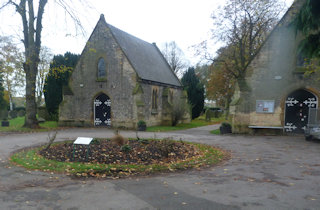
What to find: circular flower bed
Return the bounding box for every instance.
[11,138,228,178]
[40,139,200,164]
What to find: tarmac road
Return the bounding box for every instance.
[1,125,320,209]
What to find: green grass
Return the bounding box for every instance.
[10,139,227,178]
[210,129,220,135]
[0,116,58,132]
[146,116,225,132]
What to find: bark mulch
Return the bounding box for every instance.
[39,139,202,165]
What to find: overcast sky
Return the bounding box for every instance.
[0,0,294,65]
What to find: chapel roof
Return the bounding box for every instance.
[99,15,181,87]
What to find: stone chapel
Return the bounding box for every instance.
[59,14,189,128]
[230,0,320,134]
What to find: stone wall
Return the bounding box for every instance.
[59,19,137,128]
[59,18,189,129]
[231,4,320,133]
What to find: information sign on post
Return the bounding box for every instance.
[256,100,275,113]
[73,137,93,161]
[74,137,93,145]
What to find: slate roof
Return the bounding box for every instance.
[99,15,181,87]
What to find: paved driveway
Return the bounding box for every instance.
[1,126,320,209]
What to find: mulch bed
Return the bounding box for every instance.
[39,139,202,165]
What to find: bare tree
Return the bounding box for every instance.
[36,46,52,106]
[161,41,187,75]
[196,0,286,91]
[0,0,87,128]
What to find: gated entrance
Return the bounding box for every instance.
[94,93,111,126]
[284,89,318,133]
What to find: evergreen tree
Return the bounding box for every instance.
[43,52,80,120]
[181,67,205,119]
[295,0,320,58]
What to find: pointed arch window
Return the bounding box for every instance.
[168,90,174,104]
[97,58,106,78]
[152,89,158,110]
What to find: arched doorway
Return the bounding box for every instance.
[94,93,111,126]
[284,89,318,133]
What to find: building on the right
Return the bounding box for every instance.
[230,0,320,134]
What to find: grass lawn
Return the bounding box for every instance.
[147,116,225,132]
[210,129,220,135]
[1,115,225,133]
[0,117,58,132]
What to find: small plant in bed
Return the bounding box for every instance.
[11,138,228,178]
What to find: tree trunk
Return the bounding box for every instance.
[224,99,230,120]
[237,77,251,93]
[24,63,39,128]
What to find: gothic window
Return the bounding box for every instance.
[97,58,106,78]
[168,90,173,104]
[152,89,158,110]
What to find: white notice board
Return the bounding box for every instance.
[74,137,93,145]
[256,100,275,113]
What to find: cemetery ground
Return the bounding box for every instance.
[1,126,320,209]
[0,115,224,133]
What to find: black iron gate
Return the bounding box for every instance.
[94,94,111,126]
[284,89,317,133]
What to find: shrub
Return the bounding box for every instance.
[137,120,146,131]
[48,113,59,121]
[137,120,146,126]
[138,139,149,144]
[157,138,175,157]
[17,110,26,117]
[14,107,26,112]
[9,110,18,119]
[111,130,128,146]
[220,122,232,134]
[205,109,214,121]
[171,98,189,126]
[120,144,132,152]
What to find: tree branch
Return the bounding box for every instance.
[0,1,11,10]
[54,0,85,36]
[35,0,48,59]
[15,0,29,57]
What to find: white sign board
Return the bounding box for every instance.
[256,100,275,113]
[73,137,93,145]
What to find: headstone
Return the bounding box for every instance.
[0,109,8,120]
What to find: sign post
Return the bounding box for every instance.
[73,137,93,161]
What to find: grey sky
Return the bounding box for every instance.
[0,0,294,65]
